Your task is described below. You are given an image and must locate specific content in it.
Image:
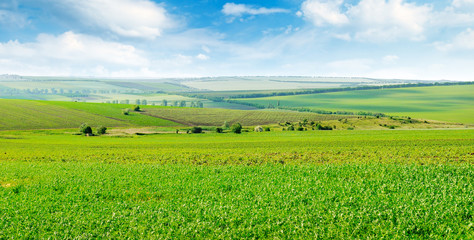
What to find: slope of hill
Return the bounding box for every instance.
[0,100,179,130]
[142,107,351,126]
[233,85,474,124]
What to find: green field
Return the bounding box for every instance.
[143,107,350,126]
[0,130,473,238]
[0,100,179,130]
[234,85,474,124]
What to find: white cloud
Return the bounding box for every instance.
[434,28,474,51]
[452,0,474,9]
[196,54,209,60]
[326,59,373,75]
[222,3,289,17]
[383,55,399,63]
[0,9,28,27]
[348,0,432,41]
[58,0,173,39]
[0,31,149,76]
[300,0,349,26]
[300,0,432,42]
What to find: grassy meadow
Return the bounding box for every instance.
[1,80,473,238]
[234,85,474,124]
[0,129,473,238]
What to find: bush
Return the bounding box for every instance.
[287,125,295,131]
[133,105,140,111]
[79,123,92,135]
[216,127,223,133]
[97,126,107,135]
[231,123,242,134]
[191,126,203,133]
[122,108,130,115]
[264,127,271,132]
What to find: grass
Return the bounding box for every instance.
[0,100,179,130]
[0,129,473,238]
[45,101,179,127]
[234,85,474,124]
[0,100,128,130]
[142,107,351,126]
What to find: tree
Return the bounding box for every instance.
[191,126,202,133]
[180,101,186,107]
[142,99,147,105]
[231,123,242,134]
[79,123,92,135]
[197,101,204,108]
[216,127,223,133]
[162,99,168,106]
[135,99,141,105]
[133,105,140,111]
[97,126,107,135]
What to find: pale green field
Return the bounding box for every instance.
[234,85,474,124]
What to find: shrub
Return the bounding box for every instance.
[97,126,107,135]
[231,123,242,134]
[122,108,130,115]
[264,127,271,132]
[133,105,140,111]
[216,127,224,133]
[297,126,304,131]
[191,127,203,133]
[79,123,92,135]
[287,125,295,131]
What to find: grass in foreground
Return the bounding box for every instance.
[0,130,473,238]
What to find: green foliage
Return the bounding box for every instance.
[79,123,92,135]
[216,127,224,133]
[97,126,107,135]
[231,123,242,134]
[133,105,140,111]
[122,108,130,115]
[191,126,203,133]
[264,126,271,132]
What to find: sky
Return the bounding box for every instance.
[0,0,473,80]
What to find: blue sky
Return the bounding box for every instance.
[0,0,473,80]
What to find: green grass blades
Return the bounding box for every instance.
[0,163,473,238]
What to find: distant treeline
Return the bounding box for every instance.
[183,81,474,101]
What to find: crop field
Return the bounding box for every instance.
[0,129,473,238]
[0,100,179,130]
[234,85,474,124]
[142,107,349,126]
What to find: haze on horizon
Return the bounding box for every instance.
[0,0,473,81]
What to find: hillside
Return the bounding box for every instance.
[233,85,474,124]
[0,100,178,130]
[142,107,352,126]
